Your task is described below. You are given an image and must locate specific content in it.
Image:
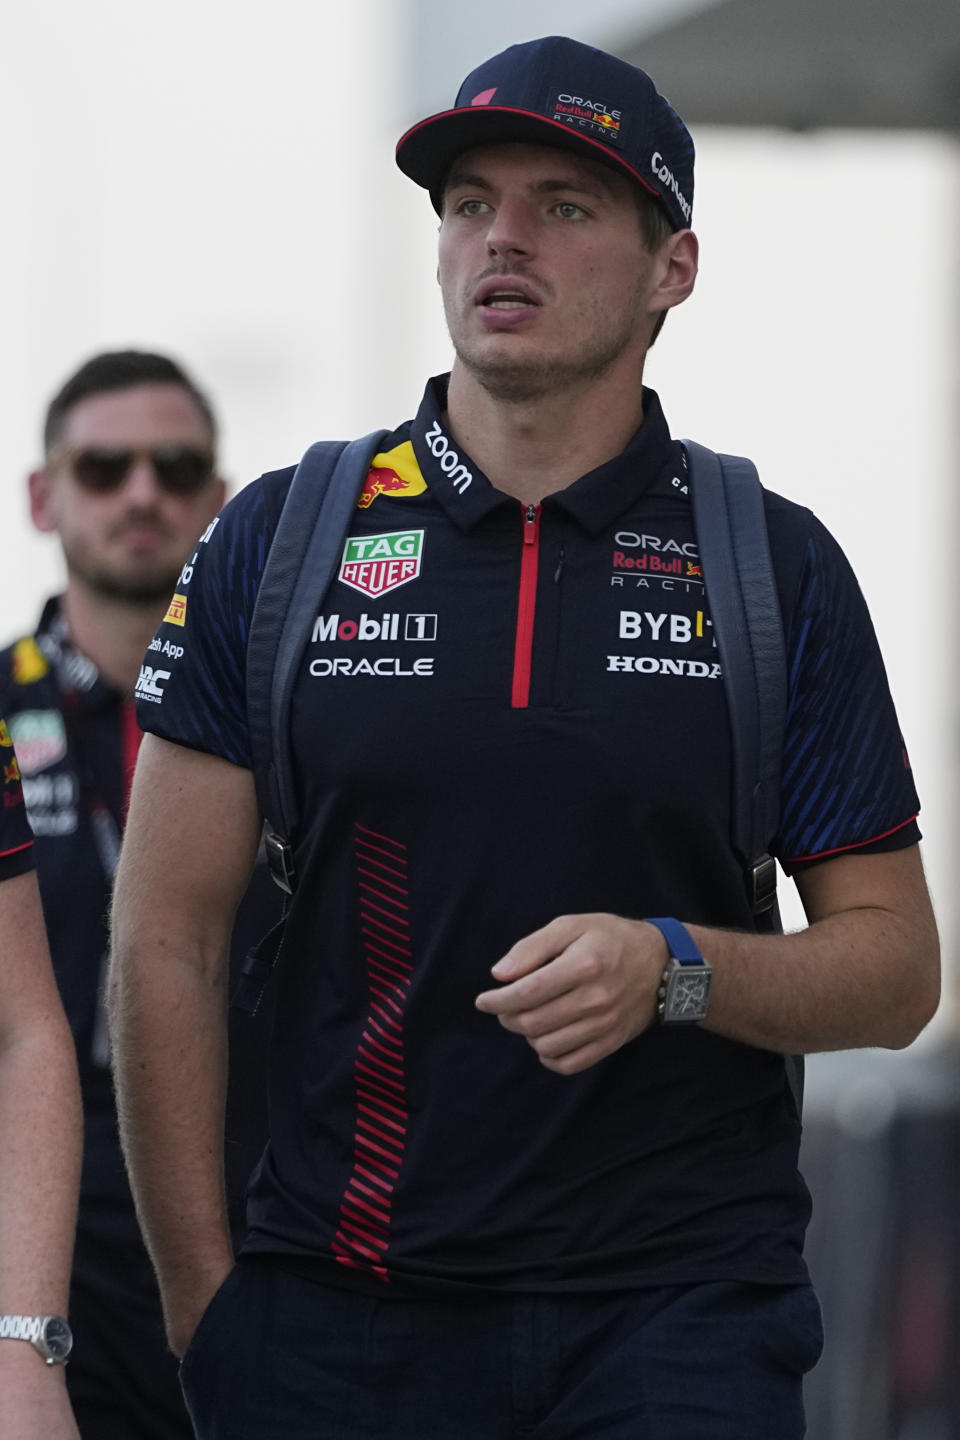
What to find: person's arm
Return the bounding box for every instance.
[108,734,261,1356]
[0,870,82,1440]
[475,845,940,1074]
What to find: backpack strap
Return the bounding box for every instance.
[233,432,387,1016]
[685,441,803,1115]
[246,431,388,892]
[684,440,786,920]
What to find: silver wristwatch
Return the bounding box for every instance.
[0,1313,73,1365]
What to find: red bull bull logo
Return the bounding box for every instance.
[4,757,20,784]
[357,441,427,510]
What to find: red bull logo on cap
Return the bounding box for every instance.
[357,442,428,510]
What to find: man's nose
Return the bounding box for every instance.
[484,198,536,260]
[122,456,165,503]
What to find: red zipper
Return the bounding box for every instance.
[511,503,541,708]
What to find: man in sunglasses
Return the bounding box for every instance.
[0,350,272,1439]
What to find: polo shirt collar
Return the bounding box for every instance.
[409,374,681,533]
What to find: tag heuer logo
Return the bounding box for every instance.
[338,530,425,599]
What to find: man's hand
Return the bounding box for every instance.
[0,1346,80,1440]
[475,914,668,1074]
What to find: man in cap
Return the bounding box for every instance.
[110,37,938,1439]
[0,351,275,1438]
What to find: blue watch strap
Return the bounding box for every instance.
[645,917,703,965]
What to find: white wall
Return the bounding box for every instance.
[650,129,960,1011]
[0,0,438,630]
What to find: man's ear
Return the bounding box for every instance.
[28,468,59,534]
[651,229,699,317]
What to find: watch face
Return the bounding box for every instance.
[661,962,712,1023]
[40,1316,73,1363]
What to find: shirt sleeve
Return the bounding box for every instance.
[776,513,920,871]
[0,717,35,881]
[135,473,289,769]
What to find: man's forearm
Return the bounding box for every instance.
[0,980,82,1440]
[108,938,234,1355]
[0,872,82,1318]
[0,1016,81,1316]
[689,901,939,1054]
[477,846,940,1075]
[108,737,262,1353]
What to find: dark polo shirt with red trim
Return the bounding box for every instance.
[138,375,920,1296]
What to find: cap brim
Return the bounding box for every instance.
[396,106,662,215]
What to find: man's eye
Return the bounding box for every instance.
[457,199,490,216]
[555,202,585,220]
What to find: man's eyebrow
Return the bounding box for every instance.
[444,170,494,194]
[443,172,611,200]
[532,176,609,200]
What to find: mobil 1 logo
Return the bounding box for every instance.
[308,609,439,680]
[312,613,438,643]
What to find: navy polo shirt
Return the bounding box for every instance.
[139,376,919,1296]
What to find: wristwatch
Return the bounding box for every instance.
[0,1313,73,1365]
[646,916,712,1025]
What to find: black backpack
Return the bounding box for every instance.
[235,433,800,1109]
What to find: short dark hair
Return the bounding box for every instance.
[634,190,674,347]
[43,350,217,455]
[635,189,674,254]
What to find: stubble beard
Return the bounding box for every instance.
[88,567,183,605]
[67,552,184,607]
[449,284,648,404]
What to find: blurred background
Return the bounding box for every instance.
[3,1,958,1432]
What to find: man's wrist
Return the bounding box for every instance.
[644,917,712,1024]
[0,1336,69,1373]
[0,1315,72,1366]
[161,1253,233,1356]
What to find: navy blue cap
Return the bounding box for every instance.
[396,35,694,231]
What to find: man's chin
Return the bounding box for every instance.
[459,351,559,404]
[88,568,183,606]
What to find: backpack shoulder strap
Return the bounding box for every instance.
[246,430,388,891]
[684,441,803,1114]
[684,439,786,917]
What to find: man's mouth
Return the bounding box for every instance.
[483,291,535,309]
[475,278,540,310]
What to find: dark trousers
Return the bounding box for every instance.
[68,1212,192,1440]
[180,1257,823,1439]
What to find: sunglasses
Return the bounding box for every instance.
[54,445,215,496]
